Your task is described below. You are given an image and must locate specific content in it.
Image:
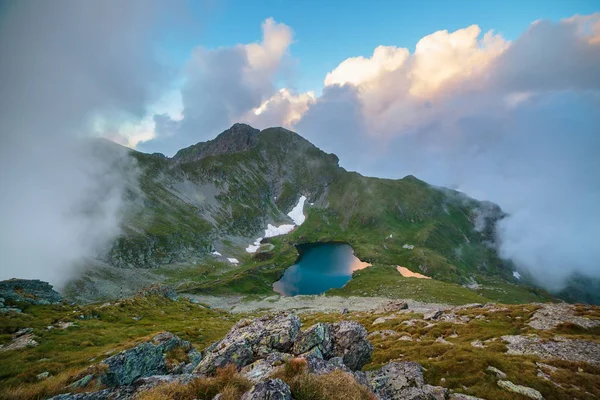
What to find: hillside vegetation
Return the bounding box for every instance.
[66,123,546,304]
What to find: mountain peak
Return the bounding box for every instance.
[173,123,260,163]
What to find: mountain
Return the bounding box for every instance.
[65,123,554,304]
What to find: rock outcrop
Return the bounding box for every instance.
[99,332,198,387]
[367,361,448,399]
[48,313,491,400]
[241,378,292,400]
[0,328,38,352]
[0,279,63,311]
[497,380,544,399]
[194,313,301,375]
[502,334,600,366]
[527,303,600,330]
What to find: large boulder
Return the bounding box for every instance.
[330,321,373,370]
[292,322,333,357]
[0,279,63,306]
[367,361,448,400]
[195,313,301,375]
[100,332,193,386]
[241,352,292,383]
[241,378,292,400]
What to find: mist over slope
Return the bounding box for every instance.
[0,1,178,286]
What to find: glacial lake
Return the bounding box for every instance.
[273,243,370,296]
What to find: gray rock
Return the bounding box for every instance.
[241,352,291,383]
[486,366,507,379]
[302,354,351,375]
[48,389,116,400]
[133,373,196,392]
[502,334,600,366]
[100,332,192,386]
[330,320,373,370]
[0,279,63,306]
[68,374,94,389]
[527,303,600,330]
[449,394,487,400]
[37,371,50,380]
[368,361,425,397]
[497,380,544,399]
[0,330,38,352]
[292,322,333,357]
[241,378,292,400]
[182,348,203,373]
[423,310,444,320]
[195,313,300,375]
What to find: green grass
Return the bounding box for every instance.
[0,296,242,399]
[326,264,491,305]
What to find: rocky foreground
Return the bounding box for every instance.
[1,281,599,400]
[46,313,478,400]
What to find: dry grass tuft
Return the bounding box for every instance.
[135,365,252,400]
[272,359,374,400]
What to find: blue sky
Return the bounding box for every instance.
[158,0,600,93]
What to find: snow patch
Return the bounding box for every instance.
[211,251,222,256]
[265,223,295,238]
[246,238,263,253]
[402,244,414,250]
[513,271,521,280]
[246,196,308,251]
[287,195,307,225]
[227,258,239,264]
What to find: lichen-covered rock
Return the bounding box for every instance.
[241,378,292,400]
[49,389,116,400]
[502,334,600,366]
[449,394,487,400]
[195,313,300,375]
[292,322,333,357]
[302,354,352,375]
[330,320,373,370]
[486,366,507,379]
[241,352,291,383]
[367,361,449,400]
[100,332,192,386]
[497,380,544,399]
[0,279,63,306]
[0,328,38,352]
[527,303,600,330]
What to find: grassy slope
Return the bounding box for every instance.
[0,296,242,400]
[302,307,600,400]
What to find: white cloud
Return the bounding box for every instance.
[0,0,183,287]
[291,14,600,293]
[324,45,409,87]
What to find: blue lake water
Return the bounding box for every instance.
[273,242,370,296]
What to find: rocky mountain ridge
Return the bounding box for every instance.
[64,123,546,304]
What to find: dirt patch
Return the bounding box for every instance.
[396,266,431,279]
